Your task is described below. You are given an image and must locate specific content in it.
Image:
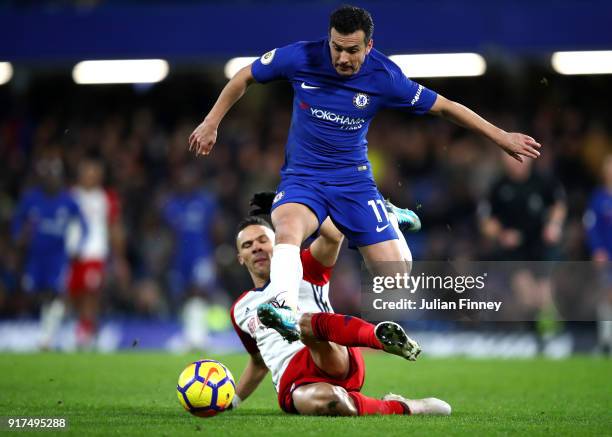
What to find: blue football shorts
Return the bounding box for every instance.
[271,173,398,247]
[169,255,216,295]
[22,254,68,293]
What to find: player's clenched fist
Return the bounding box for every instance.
[189,119,218,156]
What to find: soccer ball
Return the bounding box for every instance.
[176,359,235,417]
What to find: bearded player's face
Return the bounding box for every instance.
[329,28,373,76]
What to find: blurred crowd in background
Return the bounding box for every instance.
[0,65,610,348]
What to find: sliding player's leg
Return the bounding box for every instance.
[292,382,413,416]
[382,393,452,416]
[294,382,452,416]
[291,381,451,417]
[286,347,406,416]
[301,312,421,361]
[299,331,350,380]
[278,316,449,417]
[292,383,358,416]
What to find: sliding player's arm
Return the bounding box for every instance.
[233,352,269,406]
[309,218,344,267]
[428,95,541,162]
[230,298,269,408]
[189,65,256,156]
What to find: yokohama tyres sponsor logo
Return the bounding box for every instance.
[309,107,365,130]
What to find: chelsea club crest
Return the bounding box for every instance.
[353,93,370,109]
[273,191,285,204]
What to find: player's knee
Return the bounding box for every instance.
[299,313,314,339]
[294,384,356,416]
[316,385,356,416]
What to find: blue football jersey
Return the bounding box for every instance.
[11,188,87,257]
[585,188,612,256]
[251,39,438,178]
[162,191,218,260]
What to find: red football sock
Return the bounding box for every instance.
[348,392,406,415]
[77,318,96,336]
[310,313,383,350]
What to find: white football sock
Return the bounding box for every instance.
[182,296,209,349]
[40,298,66,348]
[270,244,302,312]
[597,302,612,349]
[388,212,413,263]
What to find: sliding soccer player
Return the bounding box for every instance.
[230,214,450,416]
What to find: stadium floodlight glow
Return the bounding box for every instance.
[0,62,13,85]
[224,57,258,79]
[72,59,169,84]
[389,53,486,78]
[551,51,612,75]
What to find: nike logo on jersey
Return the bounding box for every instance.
[301,82,320,90]
[376,224,391,232]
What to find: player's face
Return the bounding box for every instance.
[79,162,103,189]
[236,225,275,280]
[329,28,373,76]
[37,159,64,193]
[502,151,532,180]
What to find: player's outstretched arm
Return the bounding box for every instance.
[232,352,269,408]
[189,64,256,156]
[428,95,542,162]
[309,218,344,267]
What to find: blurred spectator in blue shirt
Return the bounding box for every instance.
[584,154,612,262]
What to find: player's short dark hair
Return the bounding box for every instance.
[236,216,274,235]
[329,5,374,43]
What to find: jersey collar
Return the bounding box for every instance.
[252,280,270,292]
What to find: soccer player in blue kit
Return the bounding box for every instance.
[162,167,219,300]
[189,5,542,339]
[12,158,88,348]
[162,165,221,349]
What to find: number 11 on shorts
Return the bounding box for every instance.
[367,199,389,223]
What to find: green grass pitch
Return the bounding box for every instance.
[0,352,610,436]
